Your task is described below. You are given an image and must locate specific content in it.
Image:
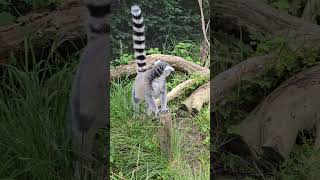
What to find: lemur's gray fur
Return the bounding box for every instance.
[68,0,111,179]
[131,5,174,118]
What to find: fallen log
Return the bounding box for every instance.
[230,64,320,162]
[155,79,197,107]
[213,0,320,50]
[110,54,209,80]
[181,81,210,114]
[0,6,88,64]
[212,55,272,109]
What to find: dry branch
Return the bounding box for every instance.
[155,79,197,107]
[231,64,320,161]
[110,54,209,80]
[182,82,210,114]
[212,55,272,108]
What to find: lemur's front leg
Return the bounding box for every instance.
[160,83,169,113]
[145,94,159,117]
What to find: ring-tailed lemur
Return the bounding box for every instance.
[69,0,111,179]
[130,5,175,118]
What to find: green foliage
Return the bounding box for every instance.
[113,53,133,66]
[28,0,61,10]
[147,47,161,55]
[262,0,289,11]
[0,11,15,26]
[194,106,209,145]
[0,43,75,179]
[250,33,287,55]
[271,0,289,11]
[277,144,320,179]
[171,42,202,64]
[110,0,202,59]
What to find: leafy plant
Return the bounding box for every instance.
[0,11,15,26]
[113,53,133,66]
[171,42,202,64]
[147,47,161,54]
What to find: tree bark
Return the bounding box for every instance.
[231,64,320,162]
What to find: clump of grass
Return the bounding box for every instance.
[110,78,209,179]
[0,57,75,179]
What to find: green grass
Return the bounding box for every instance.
[110,74,209,179]
[110,42,210,179]
[0,57,75,179]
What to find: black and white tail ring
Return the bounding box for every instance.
[131,5,147,73]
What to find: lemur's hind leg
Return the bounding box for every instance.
[132,89,141,118]
[145,94,159,118]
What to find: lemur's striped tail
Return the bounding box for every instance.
[131,5,147,73]
[85,0,111,42]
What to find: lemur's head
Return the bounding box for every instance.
[154,59,174,77]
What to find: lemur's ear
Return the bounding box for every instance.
[154,59,161,65]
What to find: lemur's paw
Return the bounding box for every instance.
[160,108,170,113]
